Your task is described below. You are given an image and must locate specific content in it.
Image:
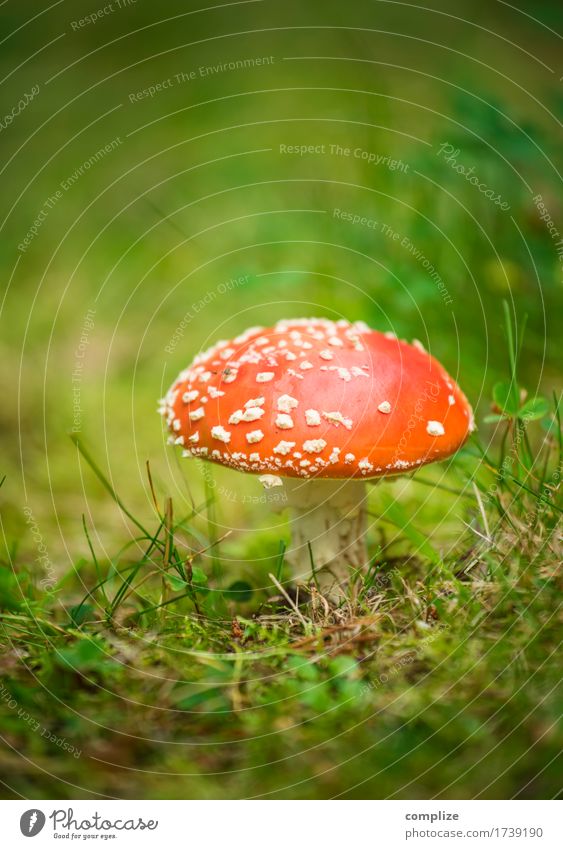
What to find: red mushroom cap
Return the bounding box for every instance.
[159,318,474,479]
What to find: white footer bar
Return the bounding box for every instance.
[2,799,559,848]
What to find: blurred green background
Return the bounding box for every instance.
[0,0,561,800]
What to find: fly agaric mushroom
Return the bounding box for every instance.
[159,318,474,596]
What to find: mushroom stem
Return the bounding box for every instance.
[282,477,368,596]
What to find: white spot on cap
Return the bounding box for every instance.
[427,420,445,436]
[208,386,225,398]
[323,411,352,429]
[189,407,205,421]
[249,452,261,462]
[256,372,275,383]
[182,390,199,403]
[246,430,264,444]
[211,425,231,443]
[275,413,294,429]
[319,349,333,360]
[300,361,313,370]
[344,453,355,463]
[188,432,199,444]
[327,336,343,347]
[273,440,295,455]
[378,401,391,414]
[222,369,238,383]
[228,410,244,424]
[305,409,321,426]
[242,406,265,422]
[259,474,283,489]
[448,394,455,405]
[173,419,182,431]
[303,439,327,453]
[336,367,351,381]
[277,394,298,413]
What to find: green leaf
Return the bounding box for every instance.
[493,381,519,416]
[165,573,187,593]
[223,580,253,602]
[483,414,506,424]
[56,638,115,672]
[518,396,549,421]
[191,567,208,585]
[166,567,208,593]
[0,568,22,611]
[69,603,94,627]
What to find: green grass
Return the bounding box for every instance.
[1,337,561,798]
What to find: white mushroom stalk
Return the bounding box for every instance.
[280,477,368,596]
